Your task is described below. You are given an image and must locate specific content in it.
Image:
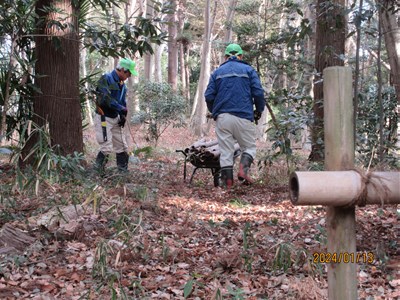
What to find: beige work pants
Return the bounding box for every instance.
[94,114,128,154]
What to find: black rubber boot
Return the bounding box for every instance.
[220,166,233,189]
[94,151,109,173]
[238,152,253,184]
[116,152,129,172]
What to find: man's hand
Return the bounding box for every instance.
[254,110,262,125]
[118,114,126,127]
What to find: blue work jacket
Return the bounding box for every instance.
[96,70,127,118]
[204,57,265,122]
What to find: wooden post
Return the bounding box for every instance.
[324,66,357,299]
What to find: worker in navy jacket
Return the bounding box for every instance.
[204,43,265,188]
[94,58,138,173]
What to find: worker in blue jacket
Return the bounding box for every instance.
[94,58,138,173]
[204,43,265,188]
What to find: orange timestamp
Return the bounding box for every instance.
[312,252,374,264]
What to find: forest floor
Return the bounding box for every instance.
[0,123,399,300]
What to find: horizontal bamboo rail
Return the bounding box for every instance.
[289,171,400,206]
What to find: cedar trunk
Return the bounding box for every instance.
[309,0,346,161]
[30,0,83,157]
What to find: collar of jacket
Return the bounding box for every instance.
[221,56,250,66]
[111,70,124,86]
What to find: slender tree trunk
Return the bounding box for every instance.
[377,4,384,162]
[219,0,238,64]
[167,0,178,90]
[353,0,363,143]
[0,36,16,145]
[144,0,154,81]
[309,0,346,161]
[190,0,213,136]
[177,0,188,97]
[185,49,191,108]
[154,44,166,82]
[80,46,93,125]
[378,0,400,104]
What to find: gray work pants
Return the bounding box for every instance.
[215,113,256,168]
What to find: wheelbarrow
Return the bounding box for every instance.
[176,148,241,187]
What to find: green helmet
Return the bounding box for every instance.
[225,43,243,56]
[119,58,138,76]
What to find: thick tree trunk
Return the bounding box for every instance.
[28,0,83,157]
[309,0,346,161]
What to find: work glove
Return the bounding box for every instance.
[121,107,128,117]
[118,114,126,127]
[254,110,262,125]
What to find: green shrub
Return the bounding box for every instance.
[132,82,186,146]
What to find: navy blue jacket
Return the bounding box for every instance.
[204,57,265,122]
[96,70,127,118]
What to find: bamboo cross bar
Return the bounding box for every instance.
[289,171,400,206]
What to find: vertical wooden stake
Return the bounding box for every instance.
[323,66,357,300]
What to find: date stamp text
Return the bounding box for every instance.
[312,252,374,264]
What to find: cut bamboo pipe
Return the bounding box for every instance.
[289,171,400,206]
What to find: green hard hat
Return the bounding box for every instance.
[225,43,243,56]
[119,58,138,76]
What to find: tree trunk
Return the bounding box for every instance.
[80,46,93,126]
[154,44,166,82]
[309,0,346,161]
[219,0,238,65]
[28,0,83,158]
[378,0,400,104]
[190,0,213,136]
[0,37,17,145]
[177,0,188,98]
[144,0,155,81]
[167,0,178,91]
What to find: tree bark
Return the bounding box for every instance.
[190,0,214,136]
[80,46,93,126]
[309,0,347,162]
[219,0,238,65]
[167,0,178,91]
[0,37,16,145]
[27,0,83,159]
[378,0,400,104]
[144,0,155,81]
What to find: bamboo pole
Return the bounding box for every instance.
[289,171,400,206]
[324,66,357,300]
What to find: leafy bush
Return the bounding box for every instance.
[133,82,186,145]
